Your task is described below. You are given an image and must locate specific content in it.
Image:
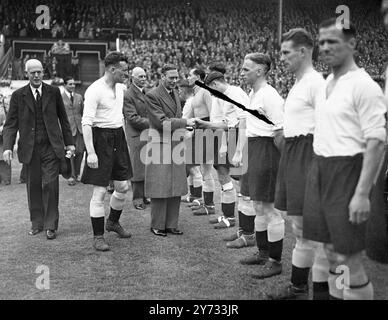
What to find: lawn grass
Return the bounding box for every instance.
[0,161,387,300]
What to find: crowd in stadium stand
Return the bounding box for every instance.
[1,0,387,95]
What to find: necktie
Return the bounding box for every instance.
[70,92,74,105]
[35,89,41,101]
[169,90,175,103]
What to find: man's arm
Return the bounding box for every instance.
[350,81,387,224]
[123,90,149,131]
[273,129,285,152]
[3,92,19,151]
[146,92,188,131]
[55,87,74,149]
[195,119,228,130]
[349,139,385,224]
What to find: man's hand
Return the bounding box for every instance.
[231,149,243,167]
[87,153,99,169]
[195,118,209,129]
[348,192,370,224]
[186,118,196,127]
[65,145,76,157]
[2,150,12,165]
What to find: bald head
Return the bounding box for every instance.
[25,59,43,88]
[132,67,146,89]
[25,59,43,72]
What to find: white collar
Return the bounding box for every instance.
[64,88,73,99]
[133,83,143,93]
[30,84,42,96]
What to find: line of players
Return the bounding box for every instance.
[181,19,387,300]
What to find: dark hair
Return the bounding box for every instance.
[104,51,128,67]
[63,76,74,85]
[208,61,226,74]
[192,68,206,81]
[282,28,314,49]
[319,17,356,39]
[204,71,225,86]
[161,64,178,74]
[244,53,272,74]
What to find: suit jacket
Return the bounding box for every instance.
[144,84,188,198]
[62,90,83,136]
[3,82,74,164]
[123,84,150,182]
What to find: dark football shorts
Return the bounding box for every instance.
[81,127,132,187]
[244,136,280,202]
[275,134,313,215]
[303,153,369,254]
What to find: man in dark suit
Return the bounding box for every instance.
[145,64,196,236]
[62,76,85,185]
[123,67,150,210]
[2,59,74,240]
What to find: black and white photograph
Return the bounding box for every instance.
[0,0,388,308]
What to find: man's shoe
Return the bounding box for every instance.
[226,234,255,249]
[165,228,183,235]
[67,177,76,186]
[214,217,236,229]
[251,260,282,280]
[209,215,224,224]
[151,228,167,237]
[239,250,269,265]
[188,198,203,208]
[143,197,151,205]
[93,235,110,251]
[223,228,243,241]
[105,219,132,238]
[134,203,146,210]
[192,205,215,216]
[46,230,56,240]
[29,228,43,236]
[267,283,309,300]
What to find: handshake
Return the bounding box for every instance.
[185,118,209,130]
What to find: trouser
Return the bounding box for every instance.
[132,180,145,204]
[73,131,85,177]
[151,197,181,230]
[26,142,60,231]
[0,160,11,183]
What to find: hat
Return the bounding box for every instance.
[204,71,224,86]
[59,152,74,180]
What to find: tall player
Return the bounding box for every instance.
[233,53,285,279]
[303,18,386,300]
[81,52,132,251]
[195,71,248,229]
[267,28,330,300]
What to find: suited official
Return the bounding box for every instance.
[145,64,196,236]
[123,67,150,210]
[2,59,74,240]
[62,76,85,185]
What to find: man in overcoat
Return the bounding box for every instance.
[123,67,150,210]
[145,64,196,236]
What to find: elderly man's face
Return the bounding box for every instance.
[27,63,43,88]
